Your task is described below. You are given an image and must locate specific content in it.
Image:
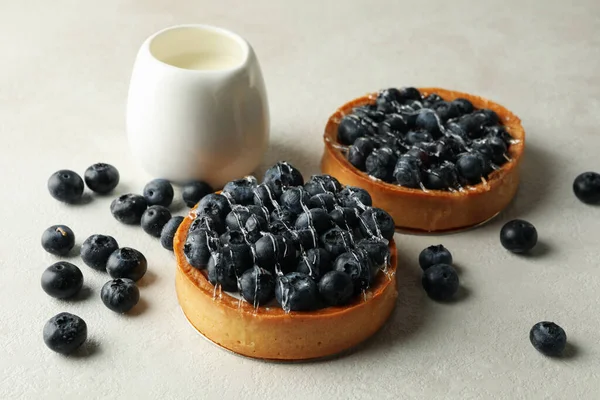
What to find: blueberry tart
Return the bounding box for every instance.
[322,87,525,232]
[174,162,398,360]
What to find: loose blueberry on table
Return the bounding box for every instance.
[101,278,140,313]
[41,225,75,256]
[48,169,85,203]
[182,181,213,208]
[419,244,453,271]
[422,263,459,301]
[84,163,120,194]
[106,247,147,281]
[143,179,174,207]
[500,219,538,253]
[182,161,395,312]
[529,321,567,357]
[337,87,515,191]
[573,171,600,205]
[41,261,83,299]
[141,205,172,237]
[160,216,185,251]
[80,234,119,271]
[110,194,148,224]
[43,312,87,355]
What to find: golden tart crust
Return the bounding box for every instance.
[174,209,398,361]
[321,87,525,233]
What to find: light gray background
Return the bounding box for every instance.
[1,1,598,399]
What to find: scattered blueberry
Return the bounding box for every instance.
[106,247,147,281]
[43,312,87,354]
[418,245,453,271]
[359,207,395,241]
[41,225,75,256]
[143,179,174,207]
[275,272,319,312]
[182,181,213,208]
[41,262,83,299]
[160,216,184,251]
[530,321,567,357]
[48,170,84,203]
[101,278,140,313]
[110,194,147,224]
[84,163,120,194]
[80,234,119,271]
[500,219,538,253]
[422,264,459,301]
[239,266,275,306]
[141,205,172,237]
[318,270,354,307]
[573,172,600,204]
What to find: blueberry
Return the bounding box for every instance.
[348,137,376,171]
[223,176,258,205]
[48,170,84,203]
[280,187,310,215]
[110,194,147,224]
[320,227,353,259]
[456,114,485,139]
[224,208,251,231]
[297,248,332,280]
[143,179,174,207]
[295,208,332,234]
[268,220,296,244]
[379,115,408,136]
[318,271,354,307]
[422,264,459,301]
[275,272,319,311]
[376,101,396,114]
[485,125,513,145]
[356,237,390,268]
[160,216,184,251]
[141,205,172,238]
[220,229,256,247]
[254,234,296,273]
[101,278,140,313]
[398,87,422,102]
[422,93,443,107]
[406,130,434,145]
[182,181,213,208]
[471,140,495,170]
[41,262,83,299]
[485,136,508,165]
[245,214,268,237]
[418,244,453,271]
[573,172,600,204]
[479,109,500,125]
[246,205,270,220]
[43,312,87,354]
[432,101,460,122]
[415,110,441,136]
[377,88,403,104]
[304,174,342,196]
[424,162,459,190]
[333,251,372,293]
[196,193,231,222]
[253,183,282,210]
[207,252,240,292]
[337,186,372,209]
[359,207,395,241]
[405,147,431,166]
[239,266,275,306]
[393,157,422,188]
[84,163,120,194]
[500,219,538,253]
[184,228,220,269]
[308,193,337,212]
[329,206,361,230]
[263,161,304,193]
[530,322,567,357]
[221,242,253,276]
[106,247,147,281]
[452,98,474,115]
[456,153,485,184]
[293,228,320,250]
[41,225,75,256]
[365,147,397,182]
[190,213,225,235]
[270,208,296,226]
[337,115,370,145]
[353,105,387,123]
[80,234,119,270]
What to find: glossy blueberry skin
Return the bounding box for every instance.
[275,272,319,312]
[80,234,119,270]
[244,214,268,237]
[308,193,337,212]
[110,194,147,224]
[41,225,75,256]
[106,247,147,281]
[318,270,354,307]
[432,101,460,122]
[365,147,398,182]
[354,105,386,123]
[397,87,422,102]
[41,262,83,299]
[406,130,434,145]
[43,312,87,355]
[263,161,304,193]
[254,234,296,273]
[160,216,184,251]
[415,110,441,137]
[239,266,275,306]
[253,183,282,210]
[294,208,332,234]
[377,88,403,104]
[246,205,269,220]
[424,162,459,190]
[84,163,120,194]
[359,207,395,241]
[207,252,239,292]
[182,181,213,208]
[297,248,332,280]
[456,153,485,184]
[379,115,408,135]
[48,170,84,203]
[530,321,567,357]
[394,157,422,188]
[418,245,453,271]
[573,172,600,204]
[101,278,140,313]
[225,208,251,231]
[280,187,310,215]
[196,193,231,222]
[141,205,172,238]
[329,206,360,230]
[223,177,258,205]
[422,93,443,107]
[304,174,342,196]
[348,137,376,171]
[422,264,459,301]
[184,228,219,269]
[293,228,320,250]
[320,227,353,259]
[189,213,225,235]
[333,251,372,293]
[270,208,296,226]
[337,115,370,145]
[485,136,509,165]
[452,98,474,115]
[220,242,253,277]
[143,179,174,207]
[356,237,390,268]
[337,186,372,209]
[500,219,538,253]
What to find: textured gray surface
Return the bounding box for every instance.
[1,1,599,399]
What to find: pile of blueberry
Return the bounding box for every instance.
[337,87,514,190]
[182,161,395,312]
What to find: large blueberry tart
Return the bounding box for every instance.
[174,162,398,360]
[321,87,525,232]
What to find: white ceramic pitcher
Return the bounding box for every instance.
[126,24,270,188]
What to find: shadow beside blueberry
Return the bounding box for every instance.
[136,270,157,288]
[127,297,149,317]
[68,337,101,359]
